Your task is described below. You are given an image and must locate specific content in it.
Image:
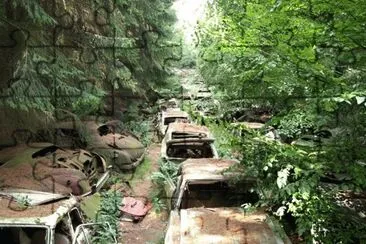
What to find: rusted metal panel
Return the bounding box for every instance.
[0,196,78,226]
[168,122,209,135]
[119,197,152,221]
[163,110,189,118]
[180,208,284,244]
[181,159,238,178]
[0,189,66,206]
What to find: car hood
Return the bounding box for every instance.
[0,188,67,206]
[179,207,286,244]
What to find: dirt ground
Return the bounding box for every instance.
[119,144,168,244]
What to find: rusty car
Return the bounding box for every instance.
[158,109,190,138]
[86,121,146,170]
[164,158,291,244]
[37,119,146,171]
[157,98,180,111]
[0,193,115,244]
[160,122,219,163]
[0,143,109,196]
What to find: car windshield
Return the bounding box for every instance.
[164,117,187,125]
[0,226,48,244]
[167,143,214,158]
[180,180,259,209]
[172,132,208,139]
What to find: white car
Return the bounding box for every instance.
[0,189,114,244]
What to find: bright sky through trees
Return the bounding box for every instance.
[173,0,207,45]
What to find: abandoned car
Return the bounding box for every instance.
[0,143,109,196]
[0,194,114,244]
[164,158,291,244]
[86,121,146,170]
[37,120,146,171]
[194,88,212,100]
[161,122,219,163]
[159,109,190,138]
[158,98,180,111]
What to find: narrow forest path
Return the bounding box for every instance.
[119,144,168,244]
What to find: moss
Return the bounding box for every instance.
[131,158,151,183]
[80,193,102,221]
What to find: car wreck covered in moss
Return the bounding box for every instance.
[37,120,146,171]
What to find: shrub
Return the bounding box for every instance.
[93,190,122,244]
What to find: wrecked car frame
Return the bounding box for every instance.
[0,143,109,196]
[0,167,112,244]
[0,196,114,244]
[161,122,219,163]
[164,158,291,244]
[159,109,190,138]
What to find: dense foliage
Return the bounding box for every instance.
[197,0,366,242]
[0,0,180,116]
[93,190,122,244]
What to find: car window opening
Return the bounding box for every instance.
[0,227,47,244]
[97,125,113,136]
[180,181,259,209]
[55,219,72,243]
[164,117,187,125]
[69,209,83,231]
[172,132,207,139]
[167,144,214,158]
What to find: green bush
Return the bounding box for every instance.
[93,190,122,244]
[121,119,153,146]
[272,108,317,141]
[206,121,366,242]
[151,159,179,186]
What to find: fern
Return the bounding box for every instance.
[151,159,179,186]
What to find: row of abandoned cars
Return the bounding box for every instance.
[0,117,146,243]
[157,99,291,243]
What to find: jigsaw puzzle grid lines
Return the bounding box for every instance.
[0,0,364,219]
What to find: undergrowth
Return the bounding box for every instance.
[150,159,179,212]
[151,159,179,186]
[93,190,122,244]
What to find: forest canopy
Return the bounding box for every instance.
[0,0,180,115]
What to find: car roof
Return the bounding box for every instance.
[180,208,287,244]
[163,110,188,118]
[181,158,238,180]
[0,196,77,226]
[168,122,210,135]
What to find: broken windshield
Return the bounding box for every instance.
[180,180,259,209]
[167,143,214,158]
[164,117,187,125]
[171,132,207,139]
